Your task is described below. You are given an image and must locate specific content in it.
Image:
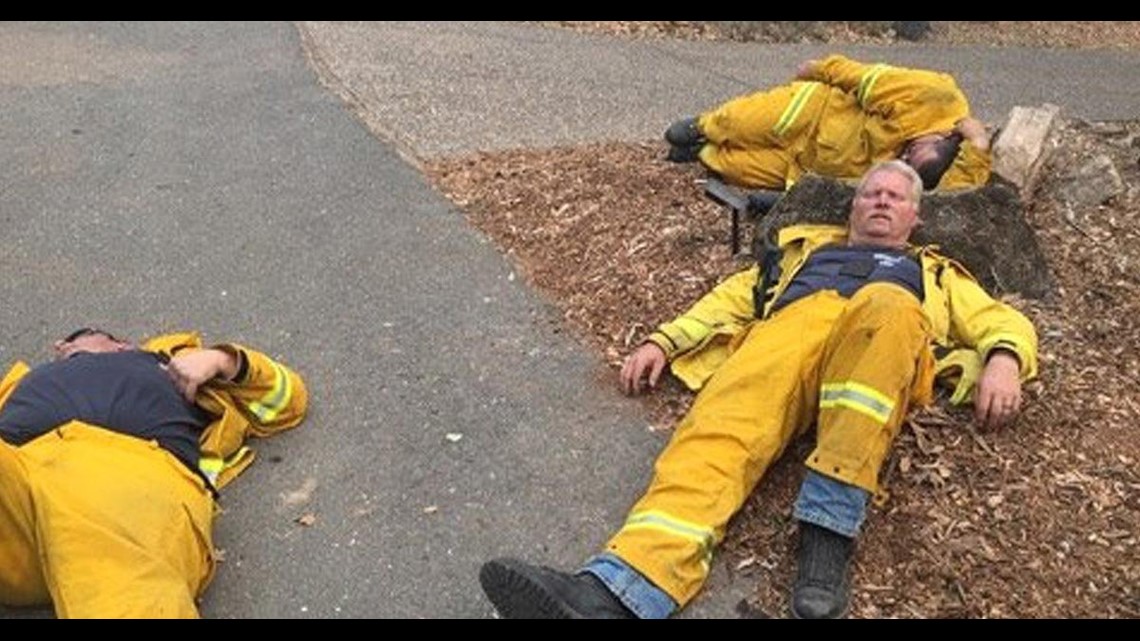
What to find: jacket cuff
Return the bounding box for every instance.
[645,332,677,360]
[211,344,249,383]
[980,337,1030,379]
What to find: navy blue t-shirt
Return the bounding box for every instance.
[770,244,924,316]
[0,350,212,475]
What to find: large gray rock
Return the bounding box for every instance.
[750,174,1056,300]
[991,104,1062,196]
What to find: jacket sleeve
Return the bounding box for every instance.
[942,263,1039,382]
[143,332,308,489]
[799,54,878,94]
[646,265,759,360]
[803,54,970,139]
[208,343,309,438]
[0,362,30,410]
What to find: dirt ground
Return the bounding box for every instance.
[424,22,1140,618]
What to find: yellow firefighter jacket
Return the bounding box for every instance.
[697,54,991,191]
[645,224,1038,404]
[0,331,308,490]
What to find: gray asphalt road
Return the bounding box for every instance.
[298,22,1140,160]
[2,21,1139,620]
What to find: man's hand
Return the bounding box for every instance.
[165,348,239,403]
[620,342,667,396]
[973,350,1022,430]
[795,59,820,80]
[955,117,990,151]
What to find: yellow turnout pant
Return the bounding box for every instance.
[606,284,932,606]
[0,421,217,618]
[697,81,838,190]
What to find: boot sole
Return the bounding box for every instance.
[790,602,851,619]
[479,558,580,619]
[790,582,851,619]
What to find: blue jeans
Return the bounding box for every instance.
[580,552,677,619]
[792,469,870,537]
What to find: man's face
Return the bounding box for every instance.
[53,328,133,360]
[900,132,963,190]
[848,169,920,248]
[899,133,946,168]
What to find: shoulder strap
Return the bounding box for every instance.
[752,223,783,319]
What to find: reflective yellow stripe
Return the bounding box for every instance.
[248,362,291,423]
[198,456,223,484]
[857,64,889,108]
[196,446,249,486]
[820,381,895,424]
[773,82,819,136]
[621,510,715,565]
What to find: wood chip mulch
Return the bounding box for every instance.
[423,130,1140,618]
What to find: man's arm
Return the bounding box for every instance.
[946,282,1038,381]
[795,55,870,91]
[206,343,308,436]
[943,264,1039,429]
[622,264,759,394]
[937,117,993,189]
[955,117,990,152]
[144,332,308,490]
[164,341,307,433]
[644,265,758,360]
[165,347,242,403]
[798,54,970,138]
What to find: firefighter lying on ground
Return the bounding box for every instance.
[0,328,308,618]
[478,159,1037,619]
[665,54,992,193]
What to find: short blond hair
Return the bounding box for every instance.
[856,160,923,209]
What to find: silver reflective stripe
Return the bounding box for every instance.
[820,381,894,424]
[622,510,715,565]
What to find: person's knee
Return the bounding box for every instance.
[847,283,923,322]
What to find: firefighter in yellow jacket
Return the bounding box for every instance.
[0,328,308,618]
[665,54,992,192]
[479,160,1038,619]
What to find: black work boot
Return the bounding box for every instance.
[664,116,704,147]
[790,522,855,619]
[479,557,635,619]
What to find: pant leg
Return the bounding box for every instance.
[0,439,50,607]
[581,552,677,619]
[605,293,847,606]
[807,283,933,496]
[697,82,824,190]
[698,144,792,191]
[20,422,218,619]
[792,469,870,537]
